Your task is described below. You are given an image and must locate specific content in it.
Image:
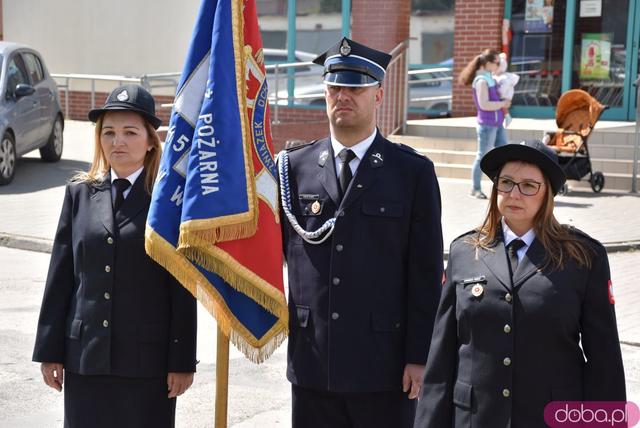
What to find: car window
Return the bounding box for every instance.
[6,55,29,97]
[23,53,44,84]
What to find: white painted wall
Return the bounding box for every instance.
[3,0,200,76]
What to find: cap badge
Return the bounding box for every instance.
[340,39,351,56]
[371,152,383,164]
[116,90,129,102]
[311,200,321,214]
[471,284,484,297]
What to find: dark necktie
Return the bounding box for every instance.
[507,239,526,277]
[337,149,356,197]
[113,178,131,212]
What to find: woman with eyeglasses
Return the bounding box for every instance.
[459,49,511,199]
[413,140,626,428]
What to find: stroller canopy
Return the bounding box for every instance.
[555,89,606,136]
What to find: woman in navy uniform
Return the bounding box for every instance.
[414,140,626,427]
[33,84,197,428]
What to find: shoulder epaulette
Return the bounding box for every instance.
[285,139,318,152]
[392,142,426,159]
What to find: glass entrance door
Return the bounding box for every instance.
[569,0,638,119]
[509,0,639,120]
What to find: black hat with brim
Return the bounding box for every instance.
[313,37,391,87]
[480,140,566,195]
[88,84,162,129]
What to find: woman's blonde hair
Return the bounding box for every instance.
[72,112,162,194]
[468,162,595,270]
[458,48,501,86]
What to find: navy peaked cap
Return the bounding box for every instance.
[312,37,392,87]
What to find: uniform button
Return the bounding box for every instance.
[379,207,386,213]
[395,323,401,329]
[336,244,343,252]
[332,277,340,285]
[104,292,111,300]
[331,312,340,320]
[356,184,363,189]
[503,324,511,334]
[173,339,179,343]
[103,320,109,328]
[503,388,511,398]
[503,357,512,366]
[105,265,111,273]
[107,237,114,245]
[339,211,345,217]
[505,293,512,303]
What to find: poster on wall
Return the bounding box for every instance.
[579,33,611,80]
[525,0,554,33]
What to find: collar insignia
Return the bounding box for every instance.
[318,150,329,166]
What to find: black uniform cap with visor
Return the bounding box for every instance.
[312,37,392,87]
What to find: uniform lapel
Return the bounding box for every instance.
[91,174,115,236]
[513,238,545,288]
[480,239,512,291]
[316,138,341,207]
[114,170,150,229]
[340,133,384,211]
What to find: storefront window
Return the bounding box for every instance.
[509,0,566,106]
[571,0,629,108]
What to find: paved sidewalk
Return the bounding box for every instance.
[2,121,640,253]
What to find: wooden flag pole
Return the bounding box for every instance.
[215,326,230,428]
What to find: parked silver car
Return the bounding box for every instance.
[0,42,63,185]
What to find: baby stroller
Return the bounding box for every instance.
[544,89,607,194]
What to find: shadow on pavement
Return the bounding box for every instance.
[555,200,593,208]
[0,158,91,194]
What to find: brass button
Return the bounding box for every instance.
[331,312,339,320]
[336,244,343,252]
[103,320,109,328]
[104,292,111,300]
[503,357,511,366]
[105,265,111,273]
[332,277,340,285]
[505,293,512,303]
[504,324,511,334]
[503,388,510,398]
[107,237,114,245]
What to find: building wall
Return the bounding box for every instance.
[452,0,503,117]
[2,0,200,78]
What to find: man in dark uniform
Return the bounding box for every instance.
[278,38,444,428]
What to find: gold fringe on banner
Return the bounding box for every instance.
[145,227,288,363]
[177,230,288,321]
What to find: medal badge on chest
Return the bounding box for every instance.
[471,284,484,297]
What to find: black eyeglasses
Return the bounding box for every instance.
[495,177,543,196]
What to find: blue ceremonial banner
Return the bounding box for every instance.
[145,0,287,362]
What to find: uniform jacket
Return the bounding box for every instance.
[33,172,197,378]
[414,229,626,428]
[282,131,444,392]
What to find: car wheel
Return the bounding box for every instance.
[40,115,64,162]
[0,132,17,185]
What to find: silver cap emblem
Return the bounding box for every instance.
[340,39,351,56]
[116,90,129,102]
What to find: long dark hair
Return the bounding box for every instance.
[458,49,501,86]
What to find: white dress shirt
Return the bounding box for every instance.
[110,166,144,203]
[501,218,536,262]
[331,128,377,178]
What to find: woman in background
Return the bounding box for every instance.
[459,49,511,199]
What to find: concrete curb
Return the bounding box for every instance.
[0,233,53,254]
[1,231,639,257]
